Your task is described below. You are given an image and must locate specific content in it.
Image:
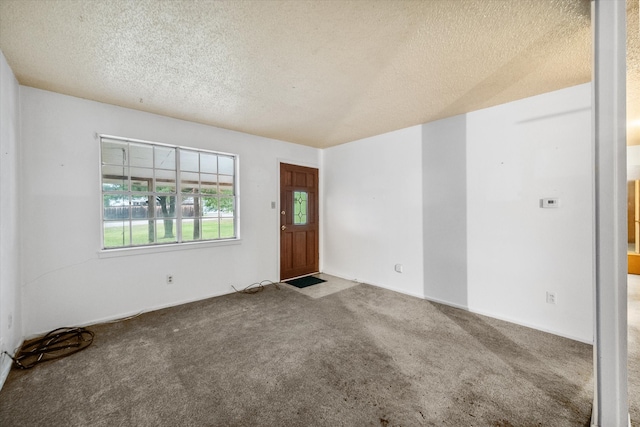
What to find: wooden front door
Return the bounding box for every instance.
[280,163,319,280]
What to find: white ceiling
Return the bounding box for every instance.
[0,0,638,148]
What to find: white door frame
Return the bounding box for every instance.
[591,0,629,425]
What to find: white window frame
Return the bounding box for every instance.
[98,134,240,253]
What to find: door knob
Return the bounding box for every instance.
[281,225,287,230]
[281,211,286,215]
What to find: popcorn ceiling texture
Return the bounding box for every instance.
[627,0,640,145]
[0,0,634,148]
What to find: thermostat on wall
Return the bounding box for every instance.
[540,198,559,208]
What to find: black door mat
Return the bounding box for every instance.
[285,276,326,289]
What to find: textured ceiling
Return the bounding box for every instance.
[627,0,640,146]
[0,0,637,148]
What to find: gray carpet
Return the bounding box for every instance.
[0,279,613,426]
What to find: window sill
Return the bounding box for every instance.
[97,238,241,258]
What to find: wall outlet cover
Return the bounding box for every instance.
[546,291,557,304]
[540,198,560,208]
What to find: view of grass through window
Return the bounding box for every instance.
[100,136,238,249]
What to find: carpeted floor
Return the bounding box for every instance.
[0,275,633,426]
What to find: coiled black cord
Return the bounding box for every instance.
[232,279,280,294]
[3,327,94,369]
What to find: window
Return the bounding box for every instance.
[293,191,308,225]
[100,136,238,249]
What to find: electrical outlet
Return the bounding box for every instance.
[546,291,556,305]
[7,314,12,330]
[166,275,174,285]
[540,198,560,208]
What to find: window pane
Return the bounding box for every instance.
[156,196,176,219]
[200,174,218,194]
[202,197,218,217]
[129,143,153,168]
[131,195,152,219]
[155,169,176,192]
[181,172,199,193]
[181,218,201,241]
[156,219,177,243]
[293,191,308,225]
[219,175,233,195]
[101,140,127,165]
[201,153,217,174]
[102,165,128,191]
[219,197,234,217]
[202,218,220,240]
[130,167,153,192]
[103,220,130,248]
[103,195,129,218]
[130,167,153,180]
[130,179,149,192]
[220,218,234,239]
[131,219,156,245]
[180,149,199,172]
[180,195,196,218]
[155,146,176,170]
[219,156,234,175]
[194,196,204,217]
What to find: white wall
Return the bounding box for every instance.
[0,51,22,385]
[422,114,468,306]
[20,87,319,336]
[14,75,594,348]
[326,84,593,343]
[322,126,424,298]
[466,84,593,342]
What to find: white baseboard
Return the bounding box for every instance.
[321,270,593,345]
[0,344,19,392]
[420,293,593,345]
[420,293,469,311]
[320,270,427,300]
[25,288,241,339]
[357,279,427,300]
[462,305,593,345]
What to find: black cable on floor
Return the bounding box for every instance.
[232,279,280,294]
[3,327,94,369]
